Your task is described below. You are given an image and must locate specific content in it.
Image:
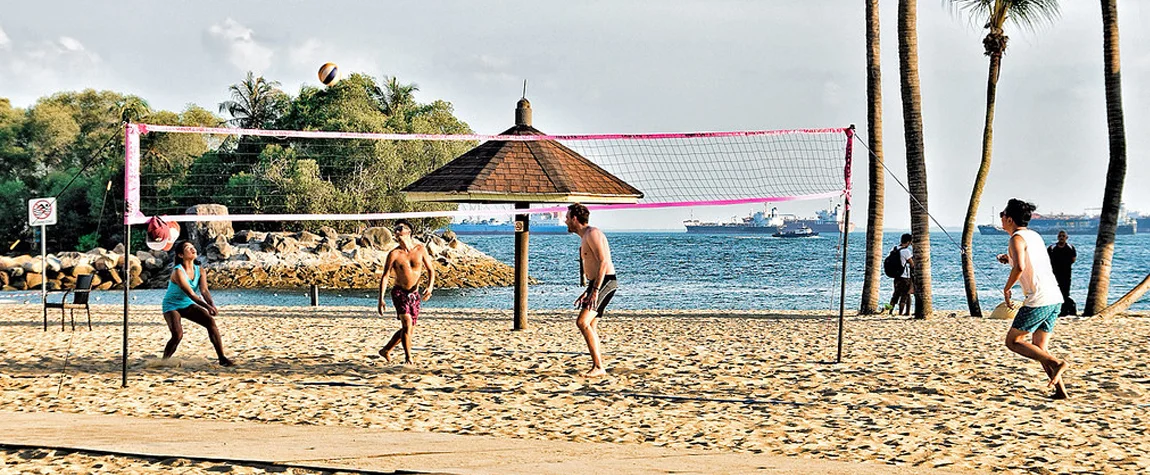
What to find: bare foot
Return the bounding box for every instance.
[379,348,391,363]
[402,359,415,366]
[583,367,607,378]
[1048,360,1070,388]
[1041,362,1069,399]
[219,357,235,367]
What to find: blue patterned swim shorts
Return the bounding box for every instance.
[1011,303,1060,333]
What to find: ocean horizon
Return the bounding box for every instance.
[6,231,1146,312]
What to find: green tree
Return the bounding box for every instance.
[0,99,30,178]
[950,0,1060,317]
[379,76,420,118]
[1085,0,1128,315]
[279,73,472,231]
[218,72,289,129]
[24,101,81,171]
[899,0,933,319]
[860,0,886,315]
[0,178,31,253]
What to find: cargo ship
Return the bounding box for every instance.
[684,205,854,234]
[443,212,568,235]
[977,210,1137,235]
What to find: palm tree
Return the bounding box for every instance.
[1085,0,1128,315]
[951,0,1060,318]
[114,96,152,124]
[218,72,287,129]
[860,0,886,315]
[380,76,419,117]
[899,0,933,319]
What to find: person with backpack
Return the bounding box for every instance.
[885,233,914,316]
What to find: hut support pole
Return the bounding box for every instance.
[514,203,530,330]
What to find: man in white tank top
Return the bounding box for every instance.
[996,199,1069,399]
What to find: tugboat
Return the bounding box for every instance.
[772,225,819,238]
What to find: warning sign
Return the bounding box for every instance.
[28,198,57,226]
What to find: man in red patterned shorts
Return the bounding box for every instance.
[377,219,435,365]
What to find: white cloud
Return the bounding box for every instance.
[205,18,273,73]
[58,36,83,52]
[0,33,104,99]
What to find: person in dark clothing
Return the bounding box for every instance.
[1047,230,1077,316]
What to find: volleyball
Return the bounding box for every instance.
[318,63,340,86]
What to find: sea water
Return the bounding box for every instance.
[6,232,1147,312]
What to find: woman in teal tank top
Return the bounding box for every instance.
[162,240,233,366]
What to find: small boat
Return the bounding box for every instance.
[772,225,819,238]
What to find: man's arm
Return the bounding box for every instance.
[378,250,397,315]
[589,229,609,297]
[421,247,435,301]
[1003,235,1026,304]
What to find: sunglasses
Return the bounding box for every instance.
[394,226,408,232]
[999,211,1006,218]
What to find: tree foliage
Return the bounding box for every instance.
[1,71,473,253]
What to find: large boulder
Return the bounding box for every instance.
[116,254,143,280]
[207,235,235,261]
[57,252,88,270]
[45,255,62,274]
[338,238,358,253]
[317,226,339,241]
[360,227,394,250]
[233,230,265,244]
[314,238,337,254]
[294,231,320,246]
[136,251,164,271]
[71,263,96,278]
[92,253,118,271]
[185,204,234,249]
[261,234,300,254]
[21,260,44,274]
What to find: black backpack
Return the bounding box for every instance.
[884,246,905,278]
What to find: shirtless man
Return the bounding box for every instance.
[377,219,435,365]
[566,203,618,377]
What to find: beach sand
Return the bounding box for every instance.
[2,304,1149,473]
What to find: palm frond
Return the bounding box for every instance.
[946,0,1060,32]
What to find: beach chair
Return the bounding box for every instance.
[45,274,94,331]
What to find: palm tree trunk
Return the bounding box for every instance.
[1096,273,1150,320]
[860,0,885,315]
[899,0,932,319]
[960,50,1002,318]
[1085,0,1127,315]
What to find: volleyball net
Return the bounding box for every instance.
[123,123,854,225]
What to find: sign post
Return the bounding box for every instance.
[29,198,57,331]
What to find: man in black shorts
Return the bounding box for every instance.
[566,203,618,377]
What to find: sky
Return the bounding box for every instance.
[1,0,1147,231]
